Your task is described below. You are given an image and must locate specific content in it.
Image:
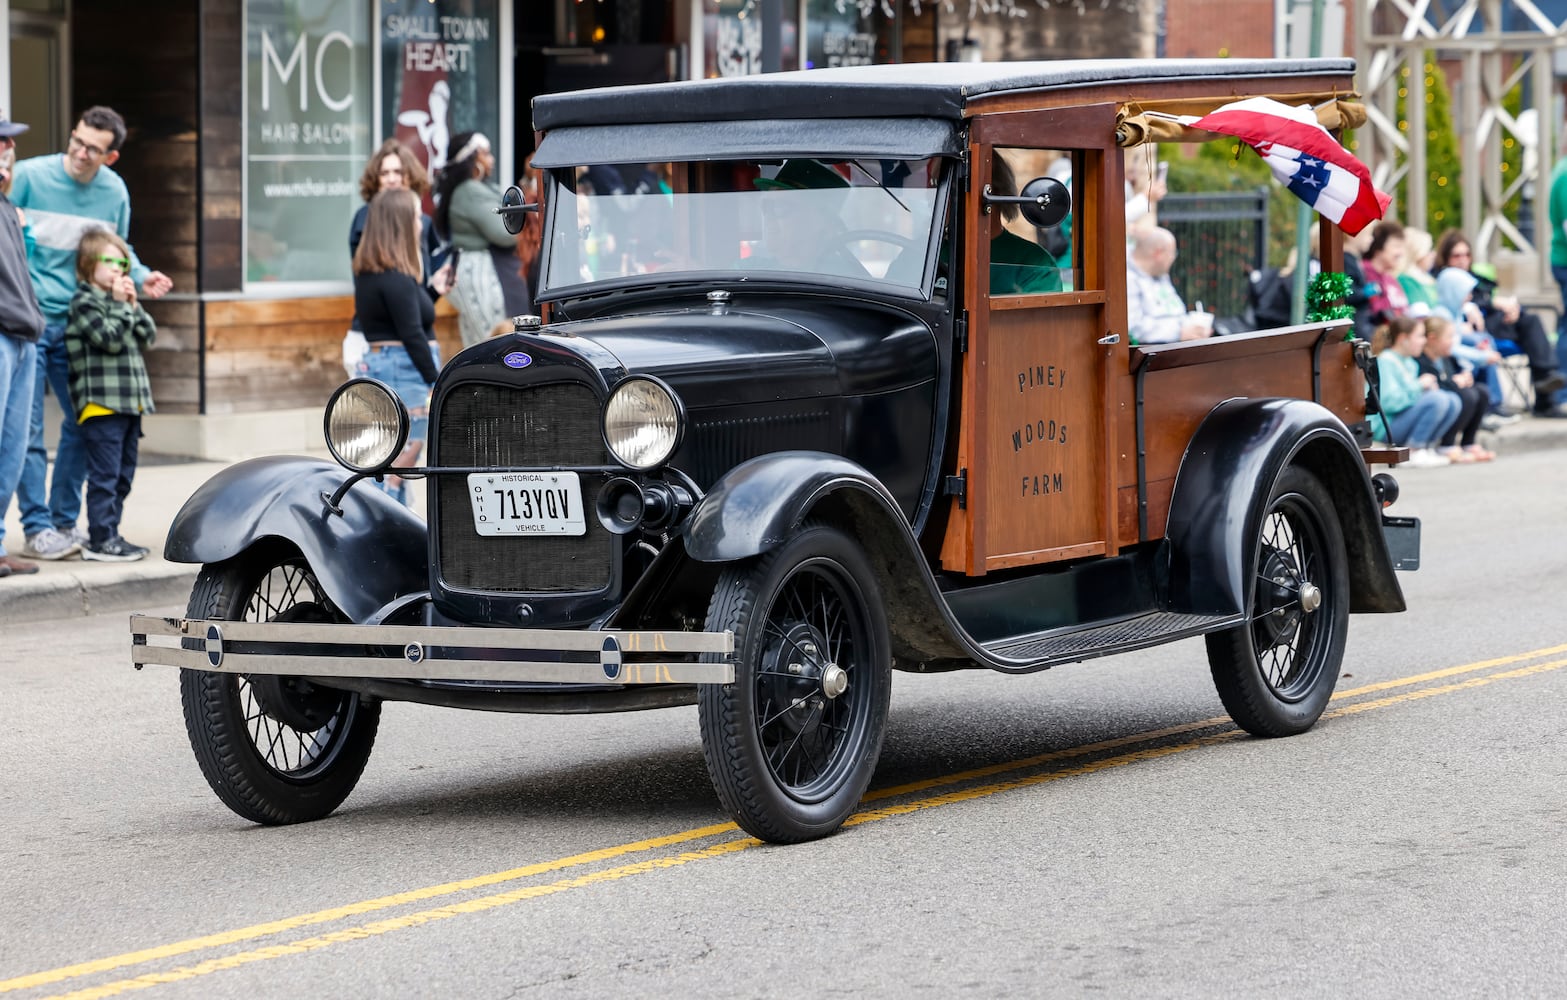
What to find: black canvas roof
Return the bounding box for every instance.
[532,58,1357,131]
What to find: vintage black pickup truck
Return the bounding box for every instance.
[132,57,1416,843]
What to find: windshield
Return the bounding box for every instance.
[542,158,945,295]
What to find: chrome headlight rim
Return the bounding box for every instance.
[323,377,411,474]
[602,374,686,472]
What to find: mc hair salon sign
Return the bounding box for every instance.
[245,0,373,285]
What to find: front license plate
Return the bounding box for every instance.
[1381,515,1420,571]
[467,472,586,536]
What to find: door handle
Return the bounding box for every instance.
[1097,333,1120,345]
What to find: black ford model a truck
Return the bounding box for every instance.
[132,58,1417,844]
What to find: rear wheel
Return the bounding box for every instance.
[1206,466,1349,737]
[180,549,380,824]
[698,524,892,843]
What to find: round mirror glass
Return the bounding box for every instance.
[1018,177,1071,230]
[499,184,526,235]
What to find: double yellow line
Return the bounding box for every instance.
[11,642,1567,1000]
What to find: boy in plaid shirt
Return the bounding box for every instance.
[64,229,154,561]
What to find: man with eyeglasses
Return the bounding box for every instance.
[5,106,171,561]
[0,110,47,578]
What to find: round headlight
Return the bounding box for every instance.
[324,379,409,473]
[603,376,684,470]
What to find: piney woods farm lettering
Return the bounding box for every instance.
[1009,360,1071,497]
[385,13,491,73]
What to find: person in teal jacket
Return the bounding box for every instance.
[1370,316,1462,469]
[7,106,172,561]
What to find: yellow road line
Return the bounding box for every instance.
[50,652,1567,1000]
[8,640,1567,996]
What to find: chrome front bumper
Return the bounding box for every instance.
[129,615,735,685]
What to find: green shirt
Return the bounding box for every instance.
[990,228,1062,295]
[1550,158,1567,268]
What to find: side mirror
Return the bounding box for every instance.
[495,185,539,235]
[983,176,1072,230]
[1018,177,1071,229]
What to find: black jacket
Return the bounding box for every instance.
[0,194,44,342]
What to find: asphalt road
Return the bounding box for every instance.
[3,452,1565,999]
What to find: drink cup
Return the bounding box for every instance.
[1186,310,1214,334]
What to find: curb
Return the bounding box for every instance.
[1,561,198,626]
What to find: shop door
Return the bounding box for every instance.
[940,105,1123,576]
[8,11,69,162]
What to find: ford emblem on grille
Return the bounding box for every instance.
[601,636,623,680]
[503,352,533,369]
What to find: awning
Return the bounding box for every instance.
[531,117,963,169]
[1115,96,1367,147]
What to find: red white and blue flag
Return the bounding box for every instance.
[1185,97,1391,236]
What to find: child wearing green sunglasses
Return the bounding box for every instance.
[61,228,156,561]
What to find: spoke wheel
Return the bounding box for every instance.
[180,549,380,824]
[1206,466,1349,737]
[699,524,891,843]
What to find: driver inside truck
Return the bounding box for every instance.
[749,159,872,279]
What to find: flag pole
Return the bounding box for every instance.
[1290,0,1327,324]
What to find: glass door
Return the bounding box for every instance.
[9,10,70,162]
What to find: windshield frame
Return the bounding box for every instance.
[535,157,954,304]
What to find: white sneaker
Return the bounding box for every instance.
[62,524,90,549]
[21,527,81,560]
[1405,448,1451,469]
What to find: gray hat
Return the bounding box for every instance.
[0,111,29,139]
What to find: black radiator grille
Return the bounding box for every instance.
[435,381,613,593]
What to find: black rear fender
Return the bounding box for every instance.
[1165,398,1405,617]
[163,456,429,623]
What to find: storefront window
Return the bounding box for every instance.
[703,0,798,77]
[245,0,373,286]
[805,0,892,69]
[381,0,503,216]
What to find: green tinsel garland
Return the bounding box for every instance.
[1306,272,1356,336]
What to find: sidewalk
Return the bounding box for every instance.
[1,452,431,626]
[1,416,1563,627]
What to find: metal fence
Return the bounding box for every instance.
[1159,188,1270,323]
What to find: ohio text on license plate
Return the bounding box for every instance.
[467,472,586,536]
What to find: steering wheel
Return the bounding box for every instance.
[831,230,921,284]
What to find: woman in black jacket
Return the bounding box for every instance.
[353,188,441,505]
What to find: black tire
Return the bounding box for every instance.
[179,550,380,825]
[1206,466,1349,737]
[698,524,892,844]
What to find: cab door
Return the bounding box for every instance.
[940,104,1125,575]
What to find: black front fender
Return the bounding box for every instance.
[164,456,429,622]
[682,451,905,562]
[1165,398,1405,617]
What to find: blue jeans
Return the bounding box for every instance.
[1553,265,1567,407]
[1388,390,1462,449]
[18,318,85,536]
[360,343,438,506]
[79,413,141,546]
[0,333,39,558]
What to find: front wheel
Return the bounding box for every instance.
[1206,466,1349,737]
[698,524,892,843]
[179,549,380,824]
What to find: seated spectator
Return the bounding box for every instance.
[1397,227,1442,316]
[1433,229,1564,415]
[1127,227,1211,344]
[1434,264,1511,415]
[1343,225,1377,341]
[1370,315,1462,469]
[1417,314,1494,463]
[1360,221,1410,323]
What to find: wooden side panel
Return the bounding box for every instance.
[1112,334,1367,545]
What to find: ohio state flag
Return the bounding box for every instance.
[1186,97,1392,236]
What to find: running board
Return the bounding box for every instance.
[981,611,1241,670]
